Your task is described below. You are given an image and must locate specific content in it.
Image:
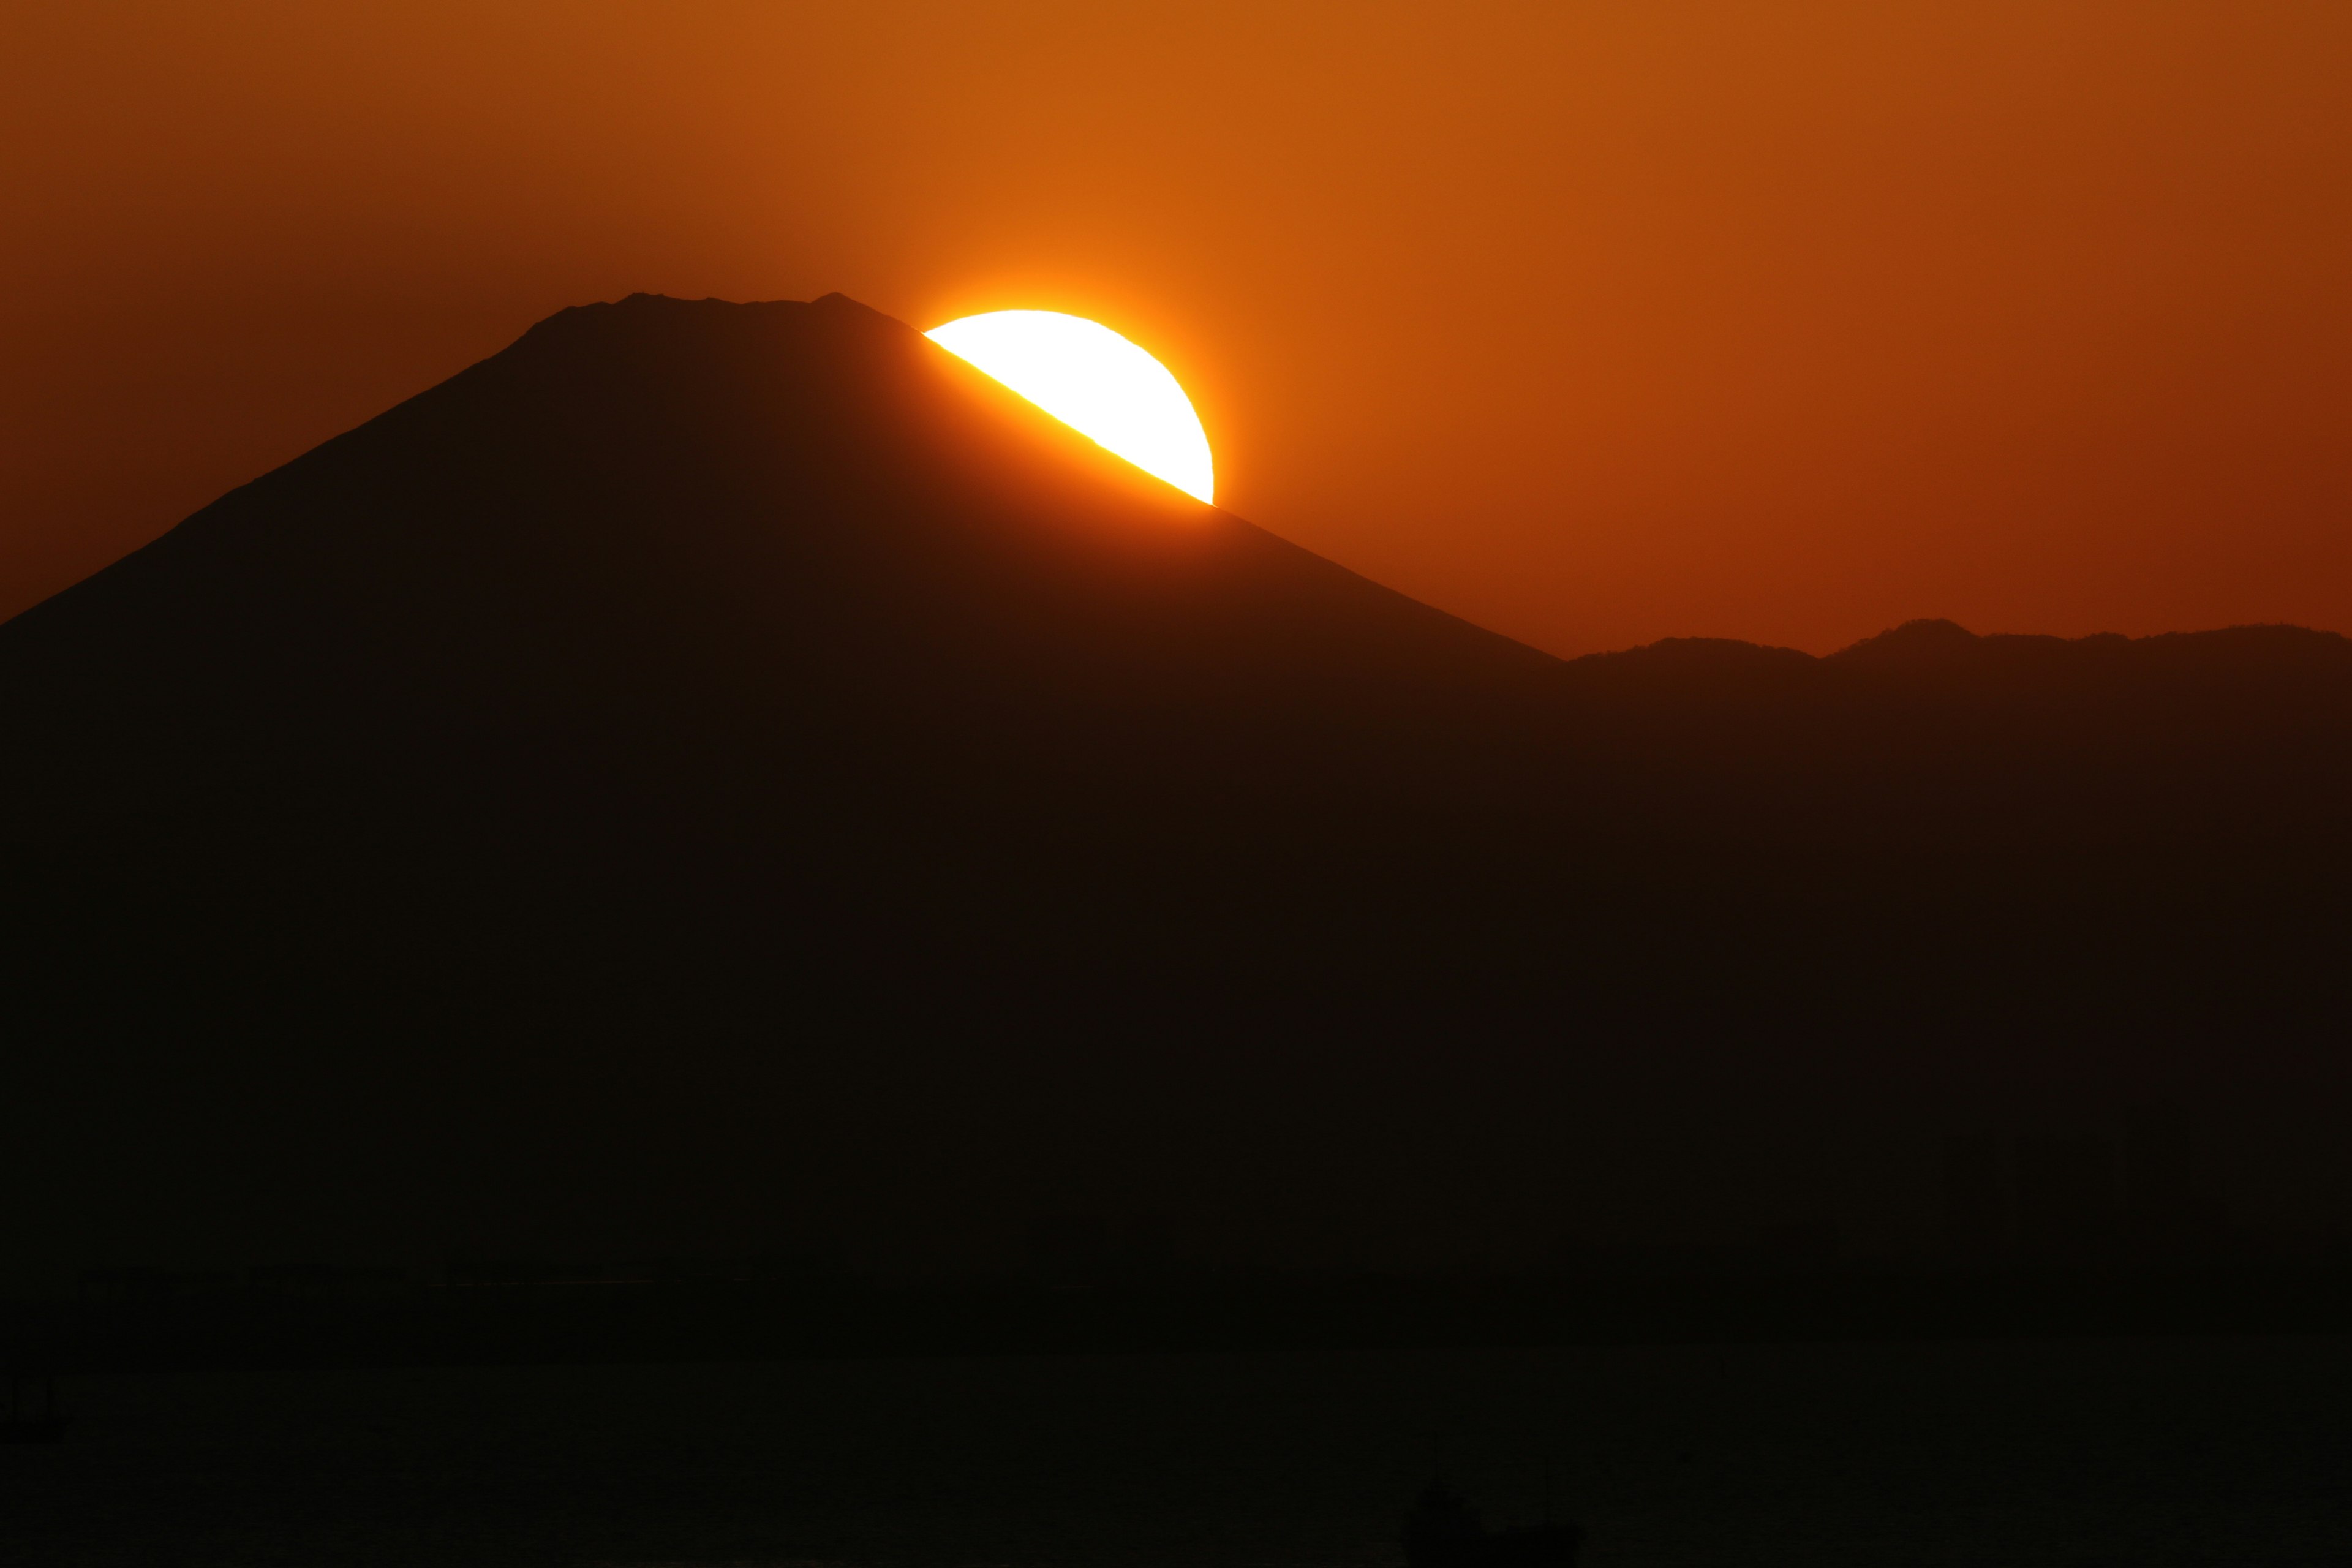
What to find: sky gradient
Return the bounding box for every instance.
[6,1,2350,657]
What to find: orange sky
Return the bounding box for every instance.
[6,1,2350,657]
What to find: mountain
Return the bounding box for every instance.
[4,293,2350,1281]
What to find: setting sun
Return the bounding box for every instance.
[925,311,1215,505]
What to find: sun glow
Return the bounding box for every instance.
[924,311,1215,504]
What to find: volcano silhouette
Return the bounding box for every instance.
[2,295,1573,957]
[4,294,2351,1276]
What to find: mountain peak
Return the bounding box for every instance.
[5,293,2352,1284]
[1829,617,1978,662]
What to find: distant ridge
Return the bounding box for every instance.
[1826,615,2352,669]
[1579,615,2352,670]
[1833,616,1985,660]
[2,293,2348,1281]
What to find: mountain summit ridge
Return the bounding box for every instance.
[2,292,2349,1279]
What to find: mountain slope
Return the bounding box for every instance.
[4,293,2351,1279]
[1,292,1563,910]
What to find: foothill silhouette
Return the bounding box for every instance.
[2,293,2349,1340]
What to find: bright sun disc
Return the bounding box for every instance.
[924,311,1215,504]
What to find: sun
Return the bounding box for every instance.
[924,311,1215,505]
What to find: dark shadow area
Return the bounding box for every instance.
[3,294,2350,1316]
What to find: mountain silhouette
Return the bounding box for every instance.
[4,293,2350,1278]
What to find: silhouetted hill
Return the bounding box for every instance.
[0,293,1561,926]
[3,293,2349,1287]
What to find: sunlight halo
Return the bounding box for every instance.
[924,311,1215,504]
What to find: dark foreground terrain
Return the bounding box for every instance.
[3,292,2350,1286]
[8,1338,2352,1567]
[13,1264,2352,1376]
